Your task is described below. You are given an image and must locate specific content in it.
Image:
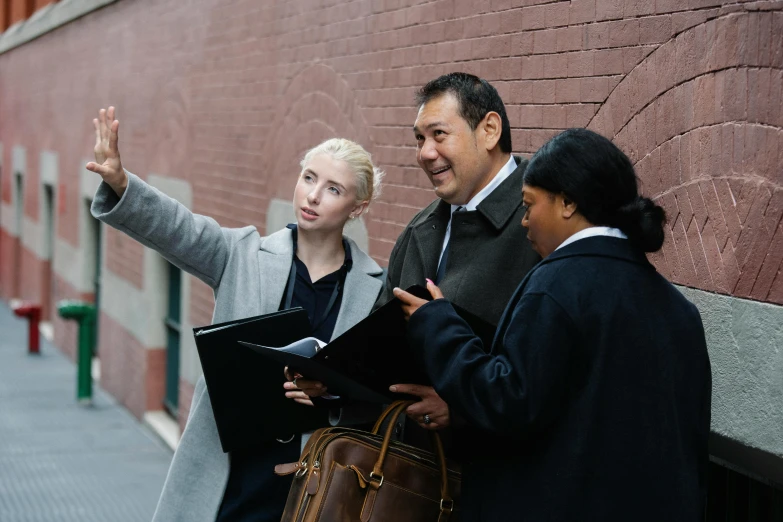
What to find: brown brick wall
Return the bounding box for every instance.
[98,312,165,420]
[34,0,55,11]
[50,273,94,362]
[0,1,8,32]
[0,230,18,300]
[179,379,195,432]
[0,0,781,420]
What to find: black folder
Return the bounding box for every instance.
[193,308,329,453]
[238,285,497,406]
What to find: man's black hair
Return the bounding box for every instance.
[415,72,512,153]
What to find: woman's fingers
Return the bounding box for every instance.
[285,391,316,406]
[283,378,327,398]
[93,118,101,145]
[98,108,108,142]
[109,119,120,155]
[425,278,444,299]
[86,161,109,177]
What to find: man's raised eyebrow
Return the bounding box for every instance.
[413,121,448,133]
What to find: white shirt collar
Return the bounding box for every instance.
[451,155,517,214]
[556,226,628,251]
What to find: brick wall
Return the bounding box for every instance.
[0,0,780,446]
[2,0,780,307]
[8,0,33,27]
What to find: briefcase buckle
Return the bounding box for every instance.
[440,499,454,513]
[369,471,384,488]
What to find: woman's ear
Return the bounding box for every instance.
[350,201,369,219]
[560,195,578,219]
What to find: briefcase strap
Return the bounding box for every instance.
[362,400,454,521]
[371,400,410,434]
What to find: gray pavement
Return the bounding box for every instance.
[0,301,173,521]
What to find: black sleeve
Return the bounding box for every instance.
[407,294,577,436]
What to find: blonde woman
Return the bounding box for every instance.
[87,107,385,522]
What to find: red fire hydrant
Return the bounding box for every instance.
[12,302,41,355]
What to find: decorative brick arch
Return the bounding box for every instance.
[588,12,783,304]
[263,64,374,201]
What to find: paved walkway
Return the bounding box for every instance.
[0,301,172,521]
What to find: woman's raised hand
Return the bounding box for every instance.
[86,106,127,197]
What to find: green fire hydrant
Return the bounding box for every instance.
[57,300,96,404]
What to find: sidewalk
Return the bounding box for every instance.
[0,301,172,521]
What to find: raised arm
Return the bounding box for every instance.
[86,106,128,197]
[86,107,247,289]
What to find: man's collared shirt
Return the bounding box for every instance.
[437,155,518,267]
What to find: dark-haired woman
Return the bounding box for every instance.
[394,128,712,521]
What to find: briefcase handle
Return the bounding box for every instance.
[366,400,454,520]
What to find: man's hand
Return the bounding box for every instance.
[393,279,444,321]
[283,367,328,407]
[85,106,128,197]
[390,384,450,430]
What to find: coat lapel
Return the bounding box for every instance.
[332,238,383,339]
[409,200,451,280]
[256,228,295,314]
[257,230,382,339]
[475,156,526,230]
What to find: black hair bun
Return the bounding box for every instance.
[614,197,667,252]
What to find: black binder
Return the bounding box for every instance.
[193,308,329,453]
[238,285,497,406]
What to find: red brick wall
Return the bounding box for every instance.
[0,230,18,300]
[179,380,195,431]
[0,0,781,419]
[8,0,32,26]
[51,273,93,362]
[18,246,42,302]
[98,312,166,419]
[34,0,55,11]
[0,1,8,32]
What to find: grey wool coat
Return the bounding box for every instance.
[91,172,385,522]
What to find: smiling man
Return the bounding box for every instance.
[379,72,540,438]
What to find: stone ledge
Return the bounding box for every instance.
[143,410,180,452]
[0,0,118,55]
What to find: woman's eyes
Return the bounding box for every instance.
[303,174,340,195]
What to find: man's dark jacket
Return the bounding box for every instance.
[408,236,712,521]
[376,157,540,324]
[374,157,540,452]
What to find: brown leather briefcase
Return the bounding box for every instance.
[275,401,461,522]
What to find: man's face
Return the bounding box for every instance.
[413,93,491,206]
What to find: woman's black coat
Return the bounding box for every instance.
[408,236,712,521]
